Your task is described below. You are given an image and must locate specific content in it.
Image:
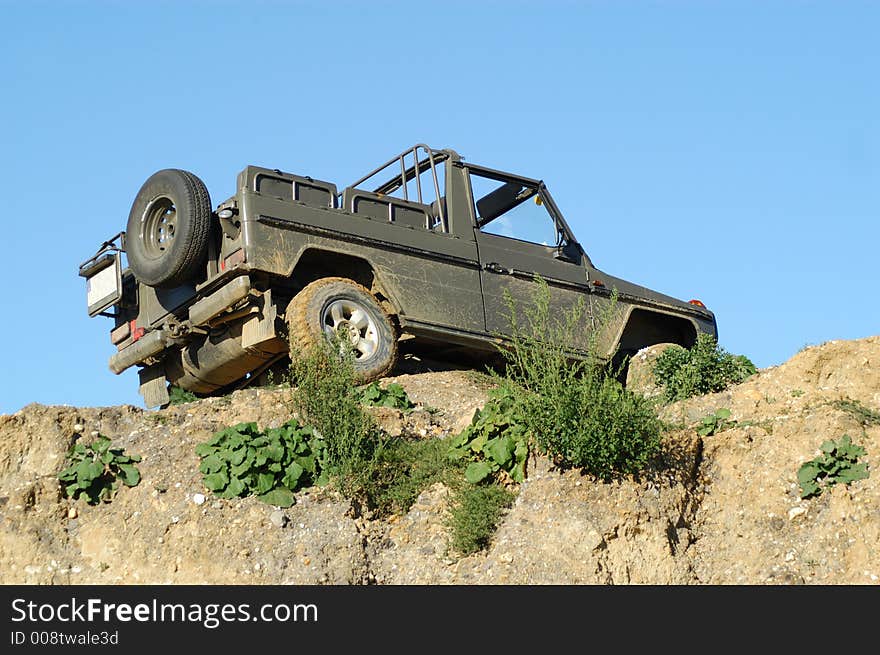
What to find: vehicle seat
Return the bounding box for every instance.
[430,198,448,232]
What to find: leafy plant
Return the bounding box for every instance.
[797,434,869,499]
[58,435,141,504]
[653,333,756,402]
[168,385,198,405]
[359,382,415,411]
[448,385,529,484]
[447,483,515,555]
[697,408,737,436]
[352,428,520,553]
[195,419,327,508]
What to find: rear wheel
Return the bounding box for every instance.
[125,169,212,287]
[285,277,398,382]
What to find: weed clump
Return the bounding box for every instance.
[362,436,452,517]
[653,333,756,402]
[447,484,516,555]
[491,279,662,480]
[288,339,382,500]
[168,385,198,405]
[359,382,415,411]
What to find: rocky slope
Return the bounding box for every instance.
[1,338,878,585]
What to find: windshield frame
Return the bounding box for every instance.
[463,162,579,250]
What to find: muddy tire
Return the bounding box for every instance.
[285,277,398,382]
[126,169,212,288]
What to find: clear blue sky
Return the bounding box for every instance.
[1,1,877,414]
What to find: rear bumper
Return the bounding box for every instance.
[108,275,254,375]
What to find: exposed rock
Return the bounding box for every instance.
[788,506,806,521]
[625,342,684,399]
[454,432,701,584]
[664,337,880,584]
[370,482,456,584]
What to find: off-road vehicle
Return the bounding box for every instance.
[80,144,717,408]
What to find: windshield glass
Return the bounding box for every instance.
[470,172,559,246]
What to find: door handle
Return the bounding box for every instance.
[483,262,507,274]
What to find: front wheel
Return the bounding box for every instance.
[285,277,398,382]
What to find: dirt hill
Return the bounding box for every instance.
[1,337,878,585]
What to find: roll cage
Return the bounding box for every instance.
[341,143,585,262]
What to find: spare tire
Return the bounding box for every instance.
[126,169,212,288]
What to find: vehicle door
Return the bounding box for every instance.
[468,166,595,351]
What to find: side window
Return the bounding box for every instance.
[470,172,558,246]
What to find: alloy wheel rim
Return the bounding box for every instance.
[321,299,379,360]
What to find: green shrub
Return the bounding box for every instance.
[195,420,326,508]
[288,339,382,498]
[359,381,415,411]
[490,278,662,480]
[797,434,869,499]
[538,374,661,479]
[496,277,596,392]
[59,435,141,504]
[447,483,515,555]
[279,326,525,552]
[653,333,756,402]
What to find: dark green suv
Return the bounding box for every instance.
[80,144,717,408]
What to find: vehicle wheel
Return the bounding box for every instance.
[125,169,212,288]
[285,277,398,382]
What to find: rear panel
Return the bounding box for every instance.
[238,167,486,334]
